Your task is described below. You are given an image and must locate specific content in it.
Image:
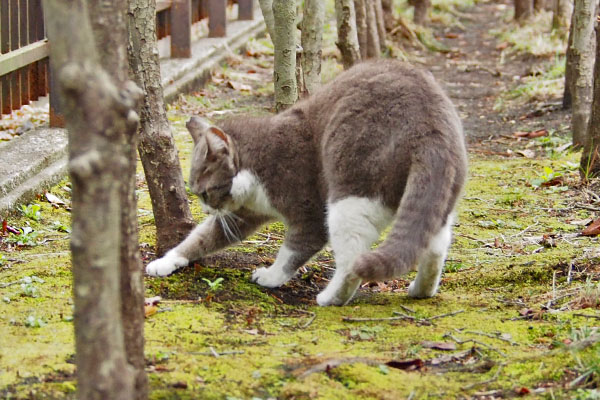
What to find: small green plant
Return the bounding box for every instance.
[202,277,225,292]
[52,220,71,233]
[4,227,38,246]
[531,166,562,188]
[445,262,466,273]
[19,203,41,221]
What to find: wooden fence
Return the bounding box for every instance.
[0,0,254,127]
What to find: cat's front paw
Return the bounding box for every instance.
[146,251,189,277]
[251,266,292,288]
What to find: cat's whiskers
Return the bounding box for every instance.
[217,211,241,243]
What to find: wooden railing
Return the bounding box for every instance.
[0,0,254,126]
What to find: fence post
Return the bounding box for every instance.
[171,0,191,58]
[238,0,253,20]
[208,0,226,38]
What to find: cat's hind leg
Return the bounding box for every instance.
[407,216,453,298]
[252,226,327,288]
[317,197,393,306]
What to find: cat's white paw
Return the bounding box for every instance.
[316,274,361,306]
[251,266,293,288]
[146,251,189,277]
[407,281,438,299]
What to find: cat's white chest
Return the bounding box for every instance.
[231,170,283,220]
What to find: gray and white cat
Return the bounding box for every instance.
[146,60,467,306]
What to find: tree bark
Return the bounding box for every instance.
[410,0,430,24]
[569,0,596,147]
[258,0,276,40]
[301,0,325,96]
[366,0,381,57]
[127,0,196,256]
[88,2,148,399]
[553,0,573,30]
[44,1,139,399]
[564,17,575,109]
[374,0,387,51]
[335,0,361,69]
[272,0,298,111]
[582,23,600,178]
[381,0,395,31]
[514,0,534,21]
[354,0,368,59]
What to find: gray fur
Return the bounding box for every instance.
[183,59,467,291]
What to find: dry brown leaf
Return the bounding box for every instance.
[516,149,536,158]
[582,218,600,236]
[144,305,158,318]
[227,80,252,91]
[420,341,457,351]
[513,129,548,138]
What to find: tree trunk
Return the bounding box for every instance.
[581,24,600,178]
[365,0,381,58]
[273,0,298,111]
[335,0,361,69]
[258,0,276,40]
[534,0,546,12]
[564,17,575,109]
[569,0,596,147]
[301,0,325,96]
[44,1,139,399]
[354,0,368,59]
[514,0,534,21]
[374,0,387,51]
[381,0,395,31]
[127,0,196,256]
[552,0,573,29]
[88,2,148,399]
[410,0,430,24]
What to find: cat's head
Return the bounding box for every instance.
[186,117,238,212]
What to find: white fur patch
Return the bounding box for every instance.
[230,169,283,220]
[317,197,394,306]
[252,245,296,288]
[146,249,189,277]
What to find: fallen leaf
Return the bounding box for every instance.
[541,176,564,187]
[582,218,600,236]
[568,218,593,226]
[445,33,459,39]
[496,41,510,50]
[0,131,13,140]
[513,129,548,138]
[515,387,530,395]
[2,220,6,235]
[227,80,252,91]
[516,149,536,158]
[45,192,66,206]
[171,381,188,389]
[144,305,158,318]
[386,358,424,371]
[420,341,457,351]
[145,296,162,306]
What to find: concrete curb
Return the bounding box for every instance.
[0,17,265,218]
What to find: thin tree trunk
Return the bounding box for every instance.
[366,0,381,57]
[569,0,596,147]
[514,0,534,21]
[354,0,368,59]
[564,17,575,109]
[581,24,600,178]
[374,0,387,51]
[88,2,148,398]
[553,0,573,30]
[273,0,298,111]
[301,0,325,96]
[127,0,196,256]
[335,0,361,69]
[44,1,139,399]
[410,0,430,24]
[534,0,546,12]
[381,0,395,31]
[258,0,276,40]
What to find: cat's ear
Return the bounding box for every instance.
[186,116,211,145]
[205,126,231,155]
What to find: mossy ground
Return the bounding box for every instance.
[2,1,600,399]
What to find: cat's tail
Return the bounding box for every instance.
[352,130,467,282]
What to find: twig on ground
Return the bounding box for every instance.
[572,313,600,320]
[399,304,416,314]
[343,315,411,323]
[429,310,465,321]
[462,364,504,391]
[444,333,507,357]
[192,350,245,357]
[209,347,220,357]
[575,204,600,212]
[297,311,317,328]
[464,330,518,346]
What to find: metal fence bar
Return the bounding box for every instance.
[208,0,226,38]
[171,0,191,57]
[19,0,29,106]
[10,0,21,112]
[1,0,10,116]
